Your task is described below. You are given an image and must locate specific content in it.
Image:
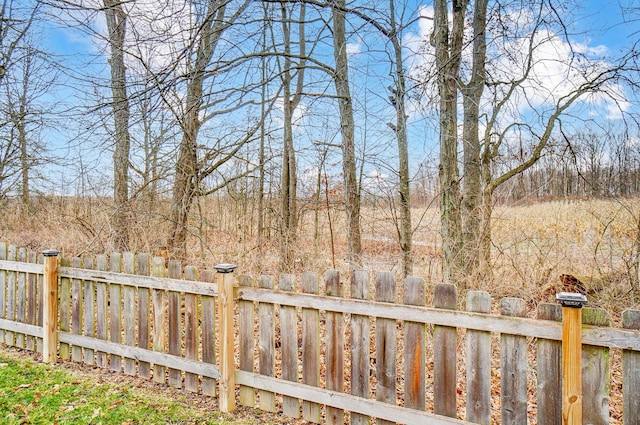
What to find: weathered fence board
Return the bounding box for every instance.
[16,247,26,348]
[434,283,457,418]
[26,251,37,352]
[582,308,610,425]
[403,276,425,412]
[137,253,151,379]
[151,256,166,384]
[466,291,491,425]
[168,260,182,388]
[500,297,528,425]
[122,253,136,376]
[623,309,640,425]
[325,270,344,425]
[351,269,371,425]
[238,275,254,406]
[375,271,397,425]
[109,253,122,373]
[82,257,95,365]
[258,275,275,412]
[0,242,6,342]
[279,274,299,418]
[96,254,108,368]
[5,245,16,345]
[184,265,199,393]
[302,272,321,423]
[200,269,217,397]
[537,303,562,425]
[71,257,83,362]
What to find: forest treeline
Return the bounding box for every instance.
[1,0,640,288]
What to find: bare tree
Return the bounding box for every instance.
[0,0,38,83]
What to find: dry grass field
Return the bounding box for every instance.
[1,196,639,315]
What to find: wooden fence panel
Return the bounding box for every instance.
[537,303,562,425]
[95,254,108,368]
[0,242,6,342]
[500,297,527,424]
[434,283,457,418]
[184,265,199,393]
[582,308,610,425]
[58,256,70,359]
[82,256,95,365]
[280,274,299,418]
[375,271,397,425]
[26,251,38,352]
[302,272,321,423]
[137,253,151,379]
[623,309,640,425]
[200,269,216,397]
[122,253,136,376]
[403,276,425,411]
[238,274,253,404]
[36,252,43,353]
[258,275,276,412]
[325,270,344,425]
[168,259,182,388]
[71,257,83,362]
[109,253,122,373]
[16,247,26,348]
[466,291,491,425]
[151,256,166,384]
[5,245,16,346]
[351,270,371,425]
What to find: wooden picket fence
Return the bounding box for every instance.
[0,244,639,424]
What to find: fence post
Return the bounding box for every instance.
[42,249,60,363]
[556,292,587,425]
[216,263,237,413]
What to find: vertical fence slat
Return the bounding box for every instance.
[238,275,254,404]
[623,309,640,425]
[36,252,43,353]
[258,275,276,412]
[95,254,108,368]
[582,307,610,425]
[26,251,37,352]
[152,256,166,384]
[375,271,397,425]
[537,303,562,425]
[500,297,528,424]
[5,245,16,346]
[82,256,95,365]
[137,253,151,379]
[184,265,199,392]
[122,252,136,376]
[404,276,425,411]
[0,242,6,343]
[351,269,371,425]
[434,283,457,418]
[16,247,26,348]
[201,269,216,396]
[466,291,491,425]
[302,272,321,423]
[58,256,70,359]
[280,274,300,418]
[168,259,182,388]
[325,270,344,424]
[71,257,83,362]
[109,253,122,372]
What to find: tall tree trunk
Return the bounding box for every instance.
[433,0,466,285]
[331,0,362,269]
[167,0,227,258]
[389,0,412,276]
[104,0,131,251]
[461,0,488,288]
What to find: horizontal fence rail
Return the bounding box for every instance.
[0,243,639,424]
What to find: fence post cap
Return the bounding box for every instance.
[215,263,237,273]
[42,249,60,257]
[556,292,587,308]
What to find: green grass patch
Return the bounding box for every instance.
[0,349,260,425]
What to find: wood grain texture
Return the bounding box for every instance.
[350,269,371,425]
[71,257,83,362]
[201,269,217,397]
[434,283,457,418]
[151,256,166,384]
[581,307,610,425]
[0,243,6,343]
[184,266,199,393]
[375,271,396,425]
[279,274,300,418]
[403,276,425,412]
[258,275,276,412]
[301,272,321,423]
[466,291,491,425]
[82,256,95,365]
[500,297,527,425]
[95,255,108,368]
[623,309,640,425]
[167,259,182,388]
[537,303,562,425]
[137,253,151,379]
[122,253,136,376]
[325,270,344,425]
[109,253,122,373]
[237,274,254,405]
